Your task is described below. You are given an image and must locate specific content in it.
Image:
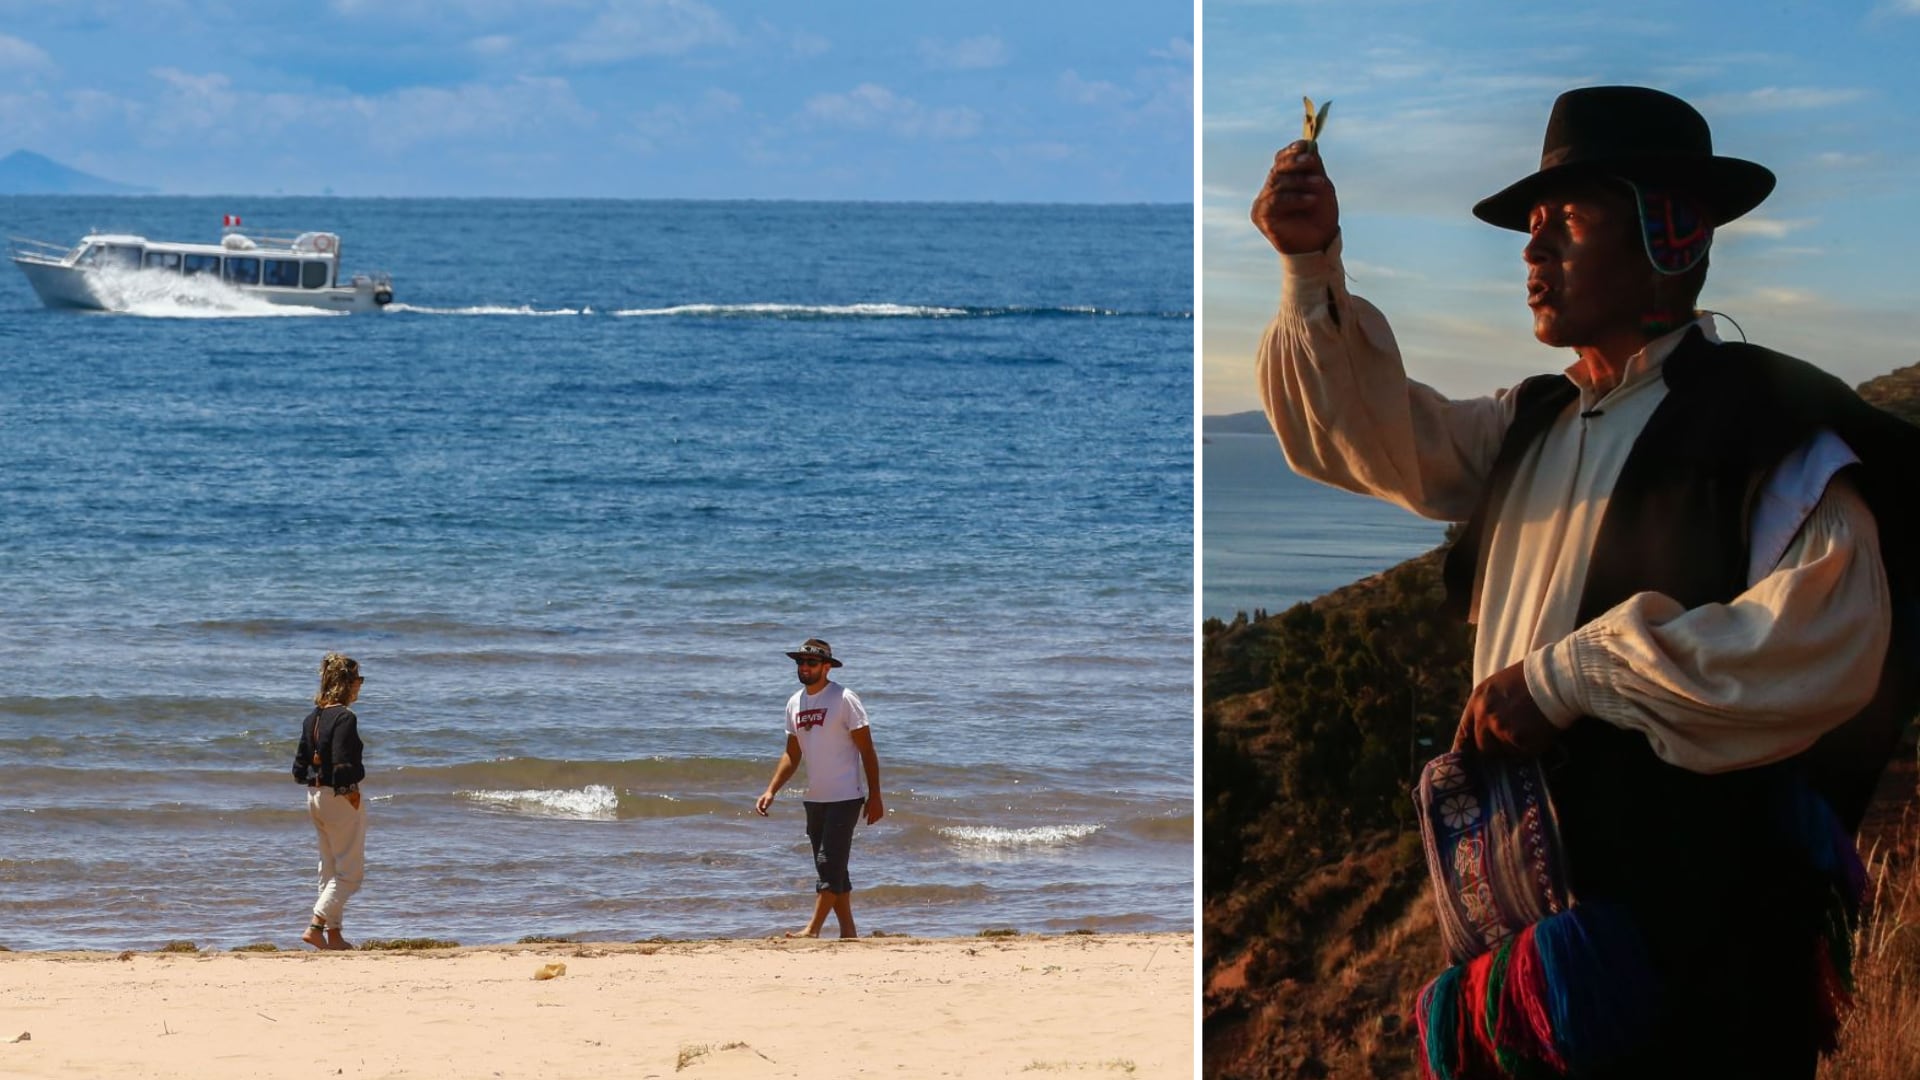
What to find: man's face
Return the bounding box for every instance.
[795,658,829,687]
[1523,180,1654,349]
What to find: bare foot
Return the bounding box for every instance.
[784,929,821,939]
[325,930,354,951]
[301,926,327,950]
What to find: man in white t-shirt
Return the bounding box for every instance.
[754,637,885,938]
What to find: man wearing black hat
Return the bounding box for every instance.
[755,638,885,939]
[1251,86,1918,1076]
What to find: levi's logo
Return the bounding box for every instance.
[795,708,827,731]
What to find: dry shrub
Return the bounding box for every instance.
[1822,814,1920,1079]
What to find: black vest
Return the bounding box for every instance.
[1444,328,1920,841]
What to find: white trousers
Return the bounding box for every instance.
[307,788,366,925]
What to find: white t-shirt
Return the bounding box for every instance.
[785,682,870,803]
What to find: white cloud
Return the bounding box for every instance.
[151,67,230,97]
[133,68,595,155]
[353,77,596,150]
[988,141,1078,168]
[625,88,741,151]
[0,33,55,76]
[1745,286,1825,307]
[804,84,981,139]
[919,34,1007,71]
[467,35,517,57]
[330,0,576,17]
[1343,259,1424,281]
[1702,86,1869,113]
[788,29,830,57]
[1059,70,1127,107]
[556,0,736,64]
[1717,215,1815,240]
[1058,38,1191,131]
[1815,151,1873,169]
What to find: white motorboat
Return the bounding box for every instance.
[8,222,394,313]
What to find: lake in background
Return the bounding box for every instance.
[0,197,1192,950]
[1202,428,1445,622]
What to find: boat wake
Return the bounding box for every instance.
[372,302,1183,319]
[612,302,1178,319]
[616,302,969,318]
[80,267,339,318]
[385,303,588,316]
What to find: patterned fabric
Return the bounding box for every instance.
[1625,179,1712,274]
[1416,751,1572,964]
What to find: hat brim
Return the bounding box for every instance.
[1471,155,1776,232]
[786,652,842,668]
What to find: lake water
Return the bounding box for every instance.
[1202,430,1446,622]
[0,197,1193,950]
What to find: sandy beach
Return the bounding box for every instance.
[0,932,1192,1078]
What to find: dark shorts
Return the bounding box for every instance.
[803,797,865,894]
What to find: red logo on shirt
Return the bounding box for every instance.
[795,708,827,731]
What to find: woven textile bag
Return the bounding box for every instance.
[1414,750,1573,964]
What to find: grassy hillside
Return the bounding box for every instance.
[1203,362,1920,1079]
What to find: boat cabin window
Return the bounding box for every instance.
[183,254,221,277]
[144,251,183,273]
[301,261,330,289]
[79,244,141,270]
[263,259,302,288]
[223,257,261,286]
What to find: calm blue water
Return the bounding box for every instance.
[1202,430,1445,622]
[0,197,1193,950]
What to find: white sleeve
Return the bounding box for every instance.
[1256,234,1516,523]
[841,689,869,732]
[1524,471,1890,773]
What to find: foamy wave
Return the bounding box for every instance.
[611,302,967,318]
[461,784,619,820]
[88,268,337,318]
[937,824,1103,848]
[386,304,587,316]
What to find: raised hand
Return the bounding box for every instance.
[1251,138,1340,256]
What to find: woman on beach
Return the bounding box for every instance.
[292,652,368,950]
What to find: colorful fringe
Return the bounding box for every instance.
[1413,902,1658,1079]
[1775,777,1865,1051]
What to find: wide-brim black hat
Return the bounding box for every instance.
[1472,85,1776,232]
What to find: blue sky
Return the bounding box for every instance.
[0,0,1192,201]
[1203,0,1920,412]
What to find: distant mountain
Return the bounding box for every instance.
[0,150,153,195]
[1202,411,1271,435]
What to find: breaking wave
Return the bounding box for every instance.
[460,784,620,821]
[936,824,1104,848]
